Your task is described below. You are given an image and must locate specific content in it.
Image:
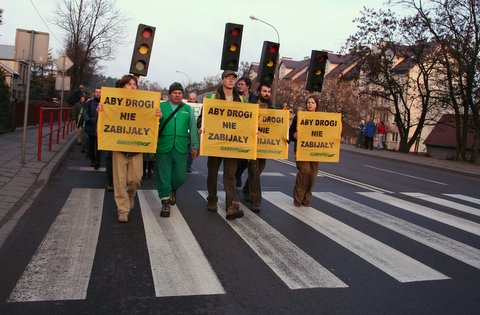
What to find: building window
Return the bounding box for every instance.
[392,132,399,143]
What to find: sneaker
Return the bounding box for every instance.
[207,196,218,212]
[118,213,128,223]
[226,202,244,220]
[160,199,171,217]
[170,190,177,205]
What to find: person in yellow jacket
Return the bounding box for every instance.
[157,82,200,217]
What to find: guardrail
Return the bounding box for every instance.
[37,107,75,161]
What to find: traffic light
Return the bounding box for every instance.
[306,50,328,92]
[257,41,280,85]
[220,23,243,71]
[129,24,156,76]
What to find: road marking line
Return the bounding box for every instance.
[443,194,480,205]
[275,159,392,193]
[219,171,284,177]
[138,190,225,297]
[263,192,449,283]
[68,166,107,172]
[314,192,480,270]
[198,191,347,289]
[359,192,480,236]
[8,188,104,302]
[364,165,448,185]
[402,192,480,217]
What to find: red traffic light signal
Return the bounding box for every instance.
[221,23,243,71]
[306,50,328,92]
[257,41,279,84]
[130,24,156,76]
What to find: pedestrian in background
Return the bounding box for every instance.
[186,92,198,173]
[377,120,386,150]
[156,83,199,217]
[235,76,257,187]
[72,94,86,145]
[67,84,85,106]
[364,119,376,150]
[289,96,321,207]
[356,119,365,148]
[83,88,102,169]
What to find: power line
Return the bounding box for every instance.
[29,0,63,48]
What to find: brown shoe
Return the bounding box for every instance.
[301,201,311,207]
[118,213,128,223]
[170,190,177,205]
[294,200,301,207]
[129,196,135,210]
[207,196,218,212]
[160,199,171,217]
[226,202,244,220]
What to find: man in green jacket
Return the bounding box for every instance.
[156,82,200,217]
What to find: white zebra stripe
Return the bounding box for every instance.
[263,192,449,283]
[138,190,225,297]
[8,188,104,302]
[314,192,480,270]
[198,191,347,289]
[443,194,480,205]
[401,193,480,217]
[359,192,480,237]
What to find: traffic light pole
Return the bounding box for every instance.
[250,16,280,105]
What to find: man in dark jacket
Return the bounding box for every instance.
[83,88,102,168]
[200,70,246,220]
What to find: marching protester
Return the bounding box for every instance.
[198,70,247,220]
[242,83,275,212]
[288,96,321,207]
[156,82,200,218]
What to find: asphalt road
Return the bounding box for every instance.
[0,145,479,314]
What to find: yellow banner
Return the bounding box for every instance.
[295,111,342,162]
[98,87,160,153]
[200,98,258,159]
[257,108,289,159]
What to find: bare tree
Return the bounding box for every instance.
[54,0,126,89]
[395,0,480,162]
[345,7,444,152]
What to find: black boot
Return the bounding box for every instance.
[160,199,171,217]
[148,161,154,178]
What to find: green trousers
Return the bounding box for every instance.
[155,148,187,199]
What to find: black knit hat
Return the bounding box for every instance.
[168,82,184,94]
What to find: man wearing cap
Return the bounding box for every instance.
[199,70,247,220]
[157,82,200,218]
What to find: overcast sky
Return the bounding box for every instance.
[1,0,390,88]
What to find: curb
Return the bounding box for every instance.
[0,134,76,248]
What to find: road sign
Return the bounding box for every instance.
[14,29,49,64]
[55,55,74,72]
[55,75,71,91]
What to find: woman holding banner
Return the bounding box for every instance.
[288,96,320,207]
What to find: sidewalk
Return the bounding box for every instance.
[0,126,75,247]
[0,129,479,248]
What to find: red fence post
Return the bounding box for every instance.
[57,110,61,144]
[37,106,44,161]
[49,110,54,150]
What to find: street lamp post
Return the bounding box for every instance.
[176,70,191,88]
[250,15,280,105]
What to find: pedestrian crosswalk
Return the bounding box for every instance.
[7,188,480,302]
